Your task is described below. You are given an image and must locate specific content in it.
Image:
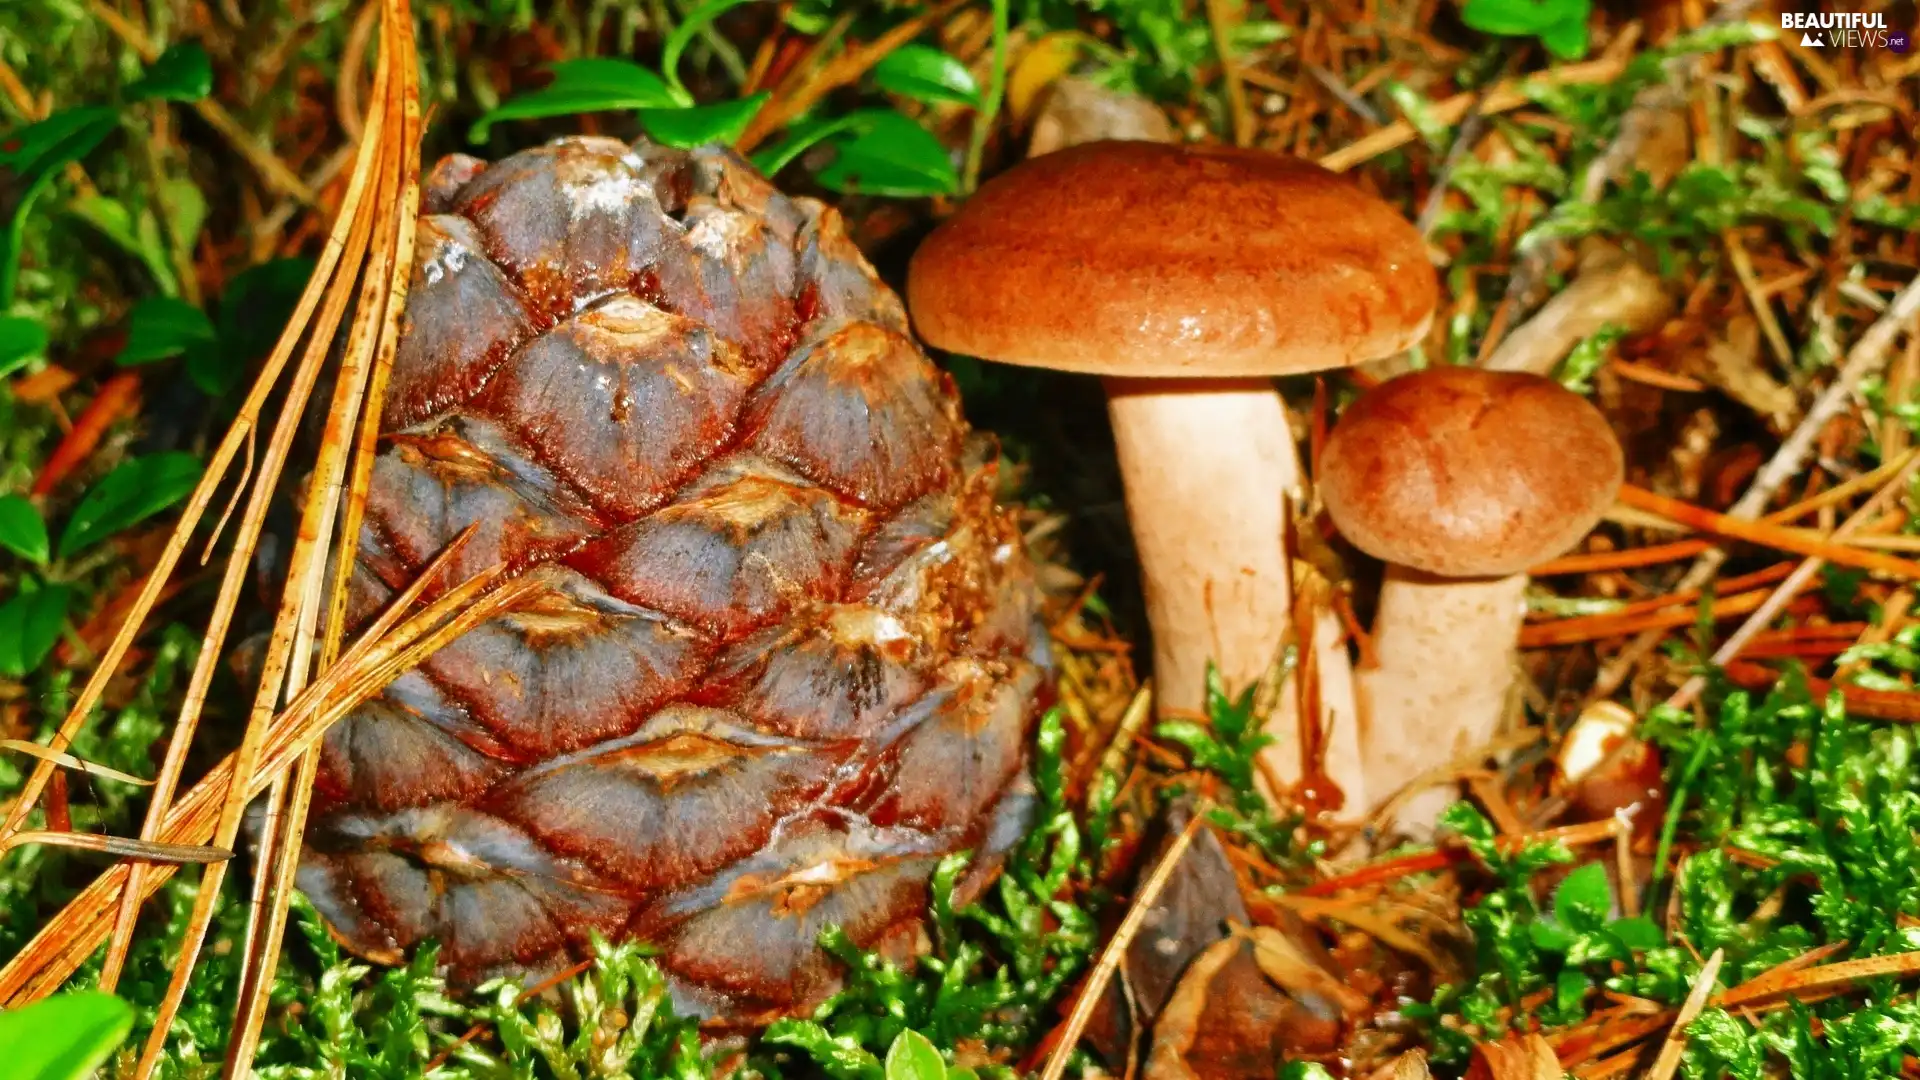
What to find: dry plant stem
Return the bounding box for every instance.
[1106,378,1295,710]
[1038,810,1205,1080]
[0,18,396,852]
[1663,454,1920,710]
[1647,949,1724,1080]
[87,1,317,206]
[1356,568,1528,829]
[1591,271,1920,700]
[0,556,512,1006]
[1316,39,1635,173]
[90,65,393,997]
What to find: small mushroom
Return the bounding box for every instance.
[907,142,1435,773]
[1317,366,1623,829]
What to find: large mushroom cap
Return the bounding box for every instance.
[1318,367,1623,578]
[906,140,1437,378]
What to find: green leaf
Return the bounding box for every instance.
[468,59,681,141]
[203,255,314,394]
[67,195,176,293]
[1460,0,1585,35]
[1553,862,1613,933]
[1537,15,1591,60]
[116,296,216,366]
[0,990,134,1079]
[127,42,213,102]
[58,452,202,558]
[0,495,50,563]
[883,1031,946,1080]
[814,111,958,198]
[765,1019,884,1080]
[0,315,48,379]
[874,44,982,105]
[0,107,118,305]
[1528,918,1576,953]
[662,0,762,102]
[0,583,72,678]
[639,93,770,148]
[1607,914,1668,950]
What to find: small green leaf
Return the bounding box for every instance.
[1527,918,1576,953]
[0,495,50,563]
[883,1031,946,1080]
[1607,914,1667,950]
[0,991,134,1080]
[639,93,770,148]
[127,42,213,102]
[662,0,762,101]
[0,315,48,379]
[468,59,681,142]
[765,1019,884,1080]
[159,177,209,252]
[117,296,216,366]
[874,44,981,106]
[814,111,958,198]
[0,583,72,678]
[219,257,314,364]
[1537,15,1591,59]
[0,107,118,305]
[67,195,177,293]
[1553,861,1613,932]
[1460,0,1585,35]
[58,452,202,558]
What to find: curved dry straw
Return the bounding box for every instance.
[0,2,439,1074]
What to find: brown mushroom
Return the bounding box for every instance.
[907,142,1436,806]
[1317,366,1623,829]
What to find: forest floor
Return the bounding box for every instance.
[3,0,1920,1077]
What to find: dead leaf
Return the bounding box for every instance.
[1029,78,1175,157]
[1484,243,1675,376]
[1239,924,1371,1016]
[1127,799,1252,1019]
[1464,1033,1564,1080]
[1391,1049,1433,1080]
[1008,32,1094,126]
[1144,935,1343,1080]
[1687,315,1796,430]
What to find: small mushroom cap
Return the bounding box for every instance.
[1318,367,1623,578]
[905,141,1437,378]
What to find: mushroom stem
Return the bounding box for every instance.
[1355,566,1529,829]
[1106,377,1367,811]
[1107,377,1294,712]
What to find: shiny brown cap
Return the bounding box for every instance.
[905,141,1437,377]
[1317,367,1623,578]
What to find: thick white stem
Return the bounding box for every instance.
[1356,568,1528,830]
[1105,377,1366,814]
[1108,378,1293,712]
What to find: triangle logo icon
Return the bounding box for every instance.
[1801,31,1823,46]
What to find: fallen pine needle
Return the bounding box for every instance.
[1038,809,1205,1080]
[1617,484,1920,580]
[1647,948,1724,1080]
[0,831,229,864]
[0,741,153,787]
[1717,948,1920,1008]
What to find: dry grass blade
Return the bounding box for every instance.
[0,741,153,787]
[1712,949,1920,1008]
[0,557,524,1006]
[0,832,230,864]
[1647,949,1724,1080]
[1616,485,1920,580]
[226,4,423,1067]
[88,27,396,1017]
